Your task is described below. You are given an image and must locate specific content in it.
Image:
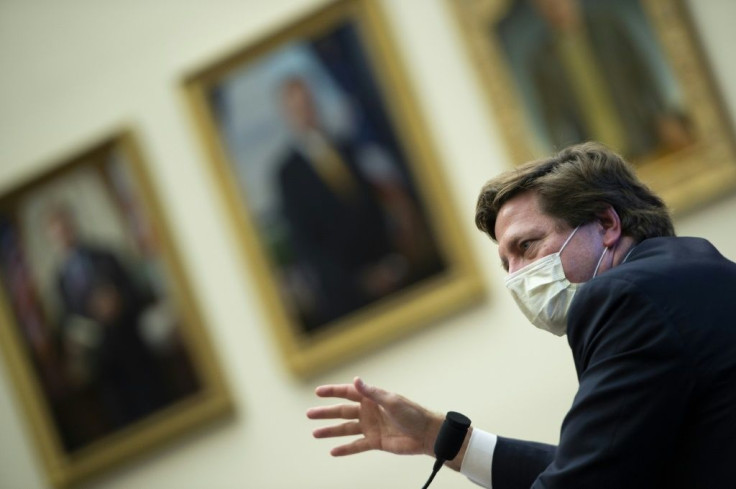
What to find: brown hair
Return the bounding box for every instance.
[475,142,675,241]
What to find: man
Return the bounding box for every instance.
[276,76,421,328]
[306,142,736,488]
[518,0,692,158]
[46,204,165,430]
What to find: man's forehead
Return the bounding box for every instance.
[494,192,543,237]
[495,192,569,246]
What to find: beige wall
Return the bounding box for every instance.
[1,0,735,488]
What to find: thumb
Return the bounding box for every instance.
[354,377,391,405]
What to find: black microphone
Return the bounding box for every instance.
[421,411,471,489]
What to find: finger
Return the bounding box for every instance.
[354,377,393,407]
[330,437,373,457]
[312,420,362,439]
[314,383,362,402]
[306,404,360,420]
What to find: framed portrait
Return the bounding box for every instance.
[183,0,486,377]
[0,130,232,487]
[449,0,736,213]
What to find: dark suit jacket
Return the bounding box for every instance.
[57,245,146,323]
[56,245,165,424]
[493,237,736,488]
[277,140,393,324]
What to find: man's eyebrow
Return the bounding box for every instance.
[497,231,521,274]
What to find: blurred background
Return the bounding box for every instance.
[0,0,734,488]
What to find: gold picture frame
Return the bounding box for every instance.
[448,0,736,213]
[0,130,232,488]
[183,0,486,377]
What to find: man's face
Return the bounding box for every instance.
[532,0,582,31]
[494,191,604,283]
[46,211,78,253]
[282,80,319,133]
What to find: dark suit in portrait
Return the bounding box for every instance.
[273,75,429,330]
[277,137,396,328]
[55,244,167,430]
[491,236,736,488]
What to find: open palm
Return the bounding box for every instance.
[307,377,442,458]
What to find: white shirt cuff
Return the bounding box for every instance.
[460,429,497,488]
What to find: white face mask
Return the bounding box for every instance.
[504,226,608,336]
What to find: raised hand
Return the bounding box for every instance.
[306,377,444,458]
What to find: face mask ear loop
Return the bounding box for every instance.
[559,225,581,254]
[592,246,608,278]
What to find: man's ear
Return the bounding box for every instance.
[597,205,622,248]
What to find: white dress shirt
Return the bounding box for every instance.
[460,429,498,488]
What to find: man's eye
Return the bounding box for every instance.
[520,241,531,251]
